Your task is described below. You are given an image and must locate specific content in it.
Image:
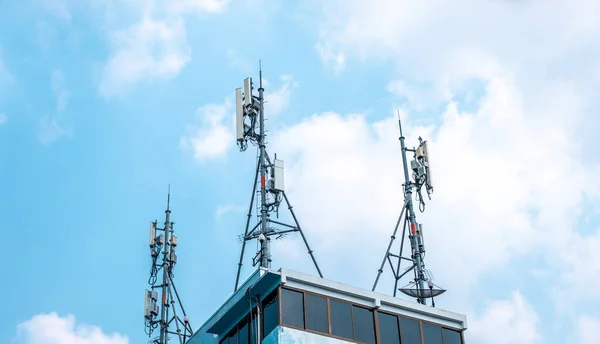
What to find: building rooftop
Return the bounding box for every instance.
[189,268,467,344]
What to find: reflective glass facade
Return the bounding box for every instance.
[219,286,464,344]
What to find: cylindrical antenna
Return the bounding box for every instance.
[259,59,263,89]
[167,184,171,211]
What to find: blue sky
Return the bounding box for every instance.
[2,0,600,343]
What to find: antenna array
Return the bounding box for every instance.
[233,62,323,291]
[372,111,445,307]
[144,188,194,343]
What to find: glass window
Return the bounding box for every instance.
[262,289,279,339]
[399,317,422,344]
[421,322,442,344]
[238,317,249,344]
[250,312,258,344]
[305,293,329,334]
[352,306,376,344]
[330,299,353,340]
[442,328,462,344]
[377,312,400,344]
[228,329,238,344]
[281,288,305,329]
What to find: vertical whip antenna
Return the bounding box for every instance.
[372,110,445,306]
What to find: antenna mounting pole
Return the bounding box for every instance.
[233,62,324,291]
[144,186,194,343]
[372,110,445,306]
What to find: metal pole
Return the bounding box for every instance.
[282,191,323,278]
[372,199,408,291]
[168,274,193,336]
[393,215,408,297]
[258,68,271,269]
[398,115,427,305]
[235,159,261,291]
[159,192,172,343]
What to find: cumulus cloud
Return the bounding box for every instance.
[180,100,234,162]
[99,14,191,97]
[269,70,596,297]
[572,315,600,344]
[99,0,229,97]
[468,291,540,344]
[278,0,600,339]
[15,312,128,344]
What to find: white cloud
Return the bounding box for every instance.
[98,0,230,97]
[37,115,70,145]
[272,71,594,282]
[572,315,600,344]
[554,228,600,310]
[0,113,6,124]
[264,75,297,118]
[100,14,191,97]
[51,69,70,112]
[164,0,229,15]
[315,42,345,74]
[180,100,234,162]
[283,0,600,330]
[38,70,72,144]
[40,0,72,22]
[15,312,128,344]
[468,291,540,344]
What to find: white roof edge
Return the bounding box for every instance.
[278,268,467,329]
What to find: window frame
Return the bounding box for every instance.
[220,284,466,344]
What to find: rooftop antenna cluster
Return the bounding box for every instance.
[233,61,323,291]
[372,111,445,307]
[144,186,194,343]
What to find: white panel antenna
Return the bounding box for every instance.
[274,158,284,191]
[235,87,244,141]
[243,77,252,106]
[422,141,433,193]
[149,222,156,247]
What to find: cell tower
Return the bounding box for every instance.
[144,187,194,343]
[372,111,446,307]
[233,62,323,291]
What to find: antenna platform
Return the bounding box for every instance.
[372,111,445,306]
[233,62,323,291]
[144,186,194,343]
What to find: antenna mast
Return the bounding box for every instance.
[233,61,324,291]
[144,186,194,343]
[372,111,445,306]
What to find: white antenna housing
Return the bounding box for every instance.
[422,141,433,193]
[243,77,252,106]
[273,158,284,191]
[235,88,244,141]
[149,222,156,247]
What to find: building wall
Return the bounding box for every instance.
[279,326,353,344]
